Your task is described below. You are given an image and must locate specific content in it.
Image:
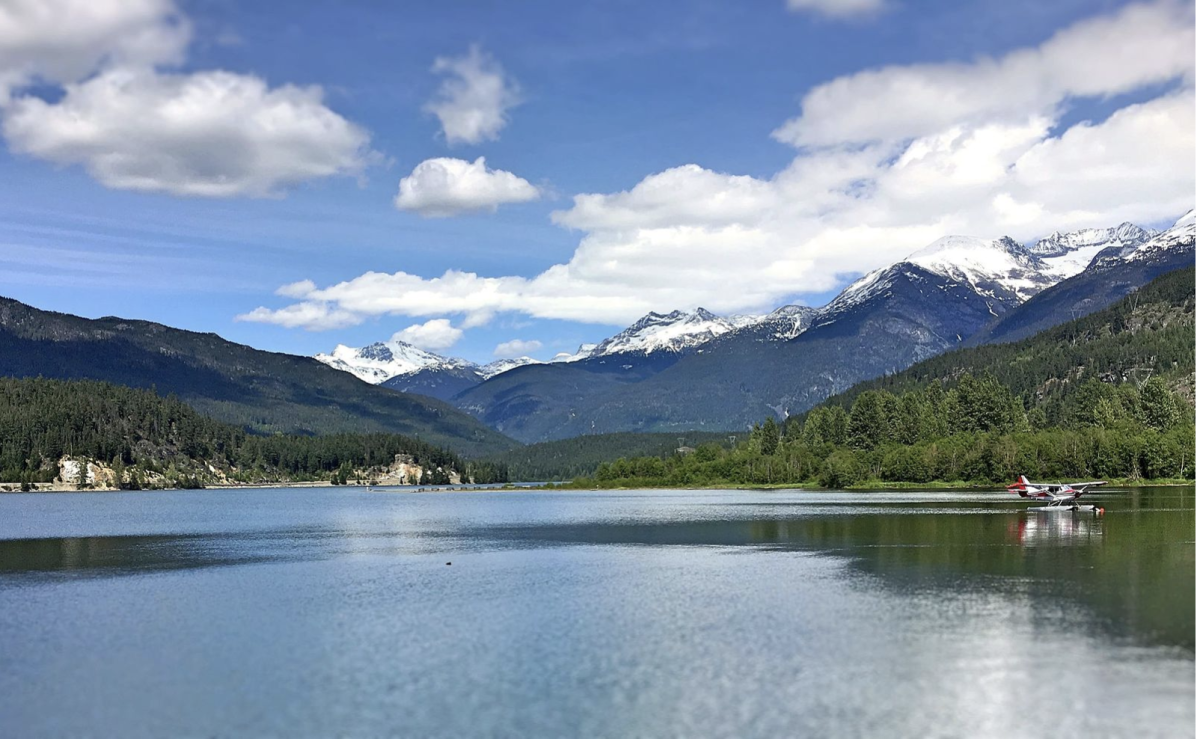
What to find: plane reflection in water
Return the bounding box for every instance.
[1009,512,1103,547]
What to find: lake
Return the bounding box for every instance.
[0,486,1193,738]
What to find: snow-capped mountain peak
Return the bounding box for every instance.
[591,308,740,356]
[315,340,467,384]
[1030,222,1156,257]
[316,337,548,385]
[751,305,818,340]
[1028,222,1159,279]
[904,234,1052,303]
[823,233,1056,319]
[1110,209,1195,263]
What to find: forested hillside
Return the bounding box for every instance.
[566,267,1196,489]
[486,431,746,481]
[0,297,516,457]
[0,378,495,489]
[822,266,1195,419]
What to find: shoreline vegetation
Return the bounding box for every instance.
[1,367,1193,493]
[548,478,1194,492]
[548,373,1194,491]
[0,378,509,492]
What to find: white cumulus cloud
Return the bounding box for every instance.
[394,157,540,217]
[0,0,375,197]
[4,68,373,197]
[773,1,1195,147]
[786,0,886,20]
[237,302,361,331]
[242,3,1195,332]
[393,319,463,351]
[276,279,318,298]
[553,164,777,231]
[424,45,520,146]
[493,339,542,359]
[0,0,189,101]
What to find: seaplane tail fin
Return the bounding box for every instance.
[1007,476,1031,497]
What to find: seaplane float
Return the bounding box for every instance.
[1007,475,1107,514]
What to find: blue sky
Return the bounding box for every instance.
[0,0,1192,363]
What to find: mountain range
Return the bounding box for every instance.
[315,214,1194,442]
[1,213,1191,452]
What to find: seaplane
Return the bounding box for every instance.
[1007,475,1107,513]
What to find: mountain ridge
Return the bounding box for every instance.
[0,298,518,457]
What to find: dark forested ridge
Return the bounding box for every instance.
[0,297,516,457]
[0,378,498,488]
[564,267,1196,489]
[485,431,747,481]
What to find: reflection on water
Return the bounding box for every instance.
[1010,511,1103,546]
[0,486,1192,738]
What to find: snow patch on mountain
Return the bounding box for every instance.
[752,305,818,340]
[551,344,597,363]
[479,357,543,379]
[817,265,904,320]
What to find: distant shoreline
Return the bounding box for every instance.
[3,479,1192,494]
[0,481,539,494]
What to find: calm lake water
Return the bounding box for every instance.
[0,486,1193,738]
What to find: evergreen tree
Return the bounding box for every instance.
[1139,377,1181,431]
[825,406,849,446]
[801,407,828,446]
[848,392,887,449]
[760,417,780,456]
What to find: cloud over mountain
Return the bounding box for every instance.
[494,339,542,358]
[394,319,464,351]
